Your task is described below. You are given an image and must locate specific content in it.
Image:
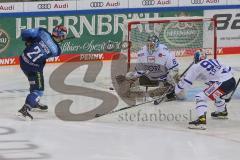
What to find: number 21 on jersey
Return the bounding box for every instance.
[26,46,44,63]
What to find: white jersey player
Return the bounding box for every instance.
[123,35,179,101]
[175,50,236,129]
[127,35,179,83]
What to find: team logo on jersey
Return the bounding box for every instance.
[204,82,223,100]
[163,22,200,47]
[0,29,10,53]
[147,56,155,63]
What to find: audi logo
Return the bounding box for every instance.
[37,4,51,9]
[90,2,104,8]
[191,0,204,4]
[142,0,155,6]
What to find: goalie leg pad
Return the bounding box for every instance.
[148,85,170,98]
[139,75,159,86]
[115,74,141,98]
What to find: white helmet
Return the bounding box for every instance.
[147,35,159,54]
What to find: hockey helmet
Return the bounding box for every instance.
[52,25,67,39]
[194,49,206,64]
[146,34,160,53]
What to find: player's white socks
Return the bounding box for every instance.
[195,92,208,117]
[215,98,226,112]
[196,105,207,117]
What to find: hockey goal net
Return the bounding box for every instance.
[126,16,217,73]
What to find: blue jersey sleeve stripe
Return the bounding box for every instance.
[177,84,184,90]
[196,105,207,109]
[168,64,179,70]
[184,78,192,85]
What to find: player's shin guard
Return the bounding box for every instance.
[188,92,208,129]
[25,92,40,108]
[195,92,208,116]
[211,98,228,119]
[26,91,48,112]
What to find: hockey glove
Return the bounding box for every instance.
[167,69,180,85]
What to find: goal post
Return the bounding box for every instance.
[126,16,217,72]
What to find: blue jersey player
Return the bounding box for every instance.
[17,25,67,120]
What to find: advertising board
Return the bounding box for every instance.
[23,1,76,12]
[77,0,128,10]
[205,9,240,54]
[0,2,23,13]
[0,11,202,65]
[179,0,227,7]
[128,0,178,8]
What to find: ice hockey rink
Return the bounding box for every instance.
[0,54,240,160]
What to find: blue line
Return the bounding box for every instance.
[1,5,240,17]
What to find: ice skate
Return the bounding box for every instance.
[188,114,206,130]
[17,105,33,121]
[30,103,48,112]
[165,91,177,102]
[211,107,228,119]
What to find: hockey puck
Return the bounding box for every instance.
[109,87,114,90]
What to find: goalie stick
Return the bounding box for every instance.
[95,86,173,118]
[96,62,194,117]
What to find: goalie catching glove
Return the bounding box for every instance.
[166,68,180,85]
[125,70,150,81]
[115,70,150,86]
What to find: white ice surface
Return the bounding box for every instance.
[0,55,240,160]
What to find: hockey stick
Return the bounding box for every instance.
[95,86,173,118]
[180,62,194,78]
[97,62,194,117]
[225,77,240,103]
[153,62,194,105]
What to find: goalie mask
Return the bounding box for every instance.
[194,49,207,64]
[147,35,160,54]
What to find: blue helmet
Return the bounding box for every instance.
[194,49,206,64]
[52,25,67,38]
